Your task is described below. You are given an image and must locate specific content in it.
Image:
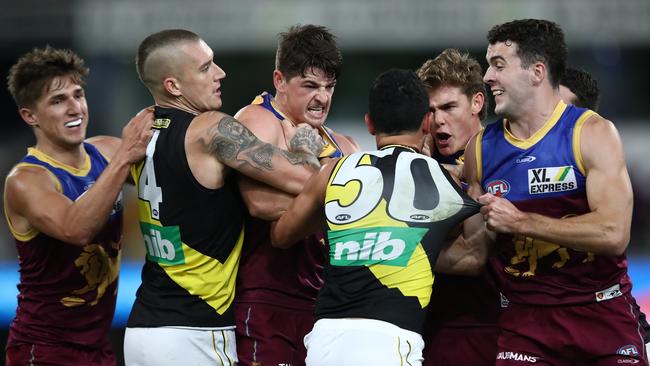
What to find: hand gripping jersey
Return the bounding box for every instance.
[478,101,632,305]
[426,147,501,330]
[317,145,480,333]
[128,107,245,327]
[252,92,343,159]
[5,143,122,348]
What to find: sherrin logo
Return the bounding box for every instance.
[486,180,510,197]
[528,166,577,194]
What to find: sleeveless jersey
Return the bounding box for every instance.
[478,101,632,305]
[426,148,501,330]
[128,106,245,327]
[5,143,122,348]
[318,145,480,333]
[236,92,340,310]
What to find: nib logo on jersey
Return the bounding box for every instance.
[139,222,185,265]
[528,166,577,194]
[327,227,428,267]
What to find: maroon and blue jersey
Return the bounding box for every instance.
[5,143,122,349]
[235,92,337,311]
[478,101,631,305]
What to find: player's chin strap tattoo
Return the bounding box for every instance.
[203,116,320,171]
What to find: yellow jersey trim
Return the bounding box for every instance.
[572,110,596,176]
[503,101,567,149]
[26,147,91,176]
[475,129,485,184]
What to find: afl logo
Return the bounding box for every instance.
[486,180,510,197]
[410,214,430,221]
[335,214,351,221]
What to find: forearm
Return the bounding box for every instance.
[517,211,630,256]
[435,214,492,275]
[62,155,130,245]
[240,178,296,220]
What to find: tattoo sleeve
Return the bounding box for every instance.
[201,116,319,171]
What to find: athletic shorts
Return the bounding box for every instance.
[423,326,498,366]
[495,295,648,366]
[304,318,424,366]
[123,326,237,366]
[234,302,314,366]
[5,339,115,366]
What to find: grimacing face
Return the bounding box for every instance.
[276,67,336,128]
[22,75,89,148]
[428,85,482,156]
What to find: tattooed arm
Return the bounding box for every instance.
[191,112,322,195]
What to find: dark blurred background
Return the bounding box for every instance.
[1,0,649,364]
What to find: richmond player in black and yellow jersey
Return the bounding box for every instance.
[124,29,325,365]
[271,69,489,366]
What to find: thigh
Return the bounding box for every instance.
[124,327,237,366]
[423,327,498,366]
[305,319,423,366]
[6,342,115,366]
[235,304,313,366]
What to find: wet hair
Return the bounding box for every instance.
[7,46,88,108]
[368,69,429,135]
[487,19,567,88]
[275,24,342,80]
[560,67,600,111]
[136,29,201,90]
[416,48,488,120]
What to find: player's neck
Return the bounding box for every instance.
[506,93,562,140]
[156,96,200,116]
[376,133,423,153]
[33,140,87,169]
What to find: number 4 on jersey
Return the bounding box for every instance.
[138,131,163,220]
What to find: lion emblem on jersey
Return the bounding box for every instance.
[60,243,120,307]
[504,234,595,277]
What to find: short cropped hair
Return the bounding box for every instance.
[561,67,600,111]
[487,19,567,88]
[136,29,201,90]
[7,46,88,108]
[275,24,342,80]
[368,69,429,135]
[416,48,488,120]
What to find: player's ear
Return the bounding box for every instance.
[163,77,182,97]
[19,107,38,126]
[421,111,433,135]
[471,92,485,116]
[273,70,286,93]
[530,62,546,86]
[364,113,376,135]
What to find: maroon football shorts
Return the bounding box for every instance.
[495,294,648,366]
[6,339,115,366]
[235,302,315,366]
[423,326,498,366]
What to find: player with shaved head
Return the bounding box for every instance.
[123,29,325,365]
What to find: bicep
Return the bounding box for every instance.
[5,168,74,239]
[581,119,633,220]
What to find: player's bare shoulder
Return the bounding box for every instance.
[234,104,285,145]
[86,135,121,160]
[329,129,361,154]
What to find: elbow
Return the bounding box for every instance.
[606,231,629,257]
[62,229,94,247]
